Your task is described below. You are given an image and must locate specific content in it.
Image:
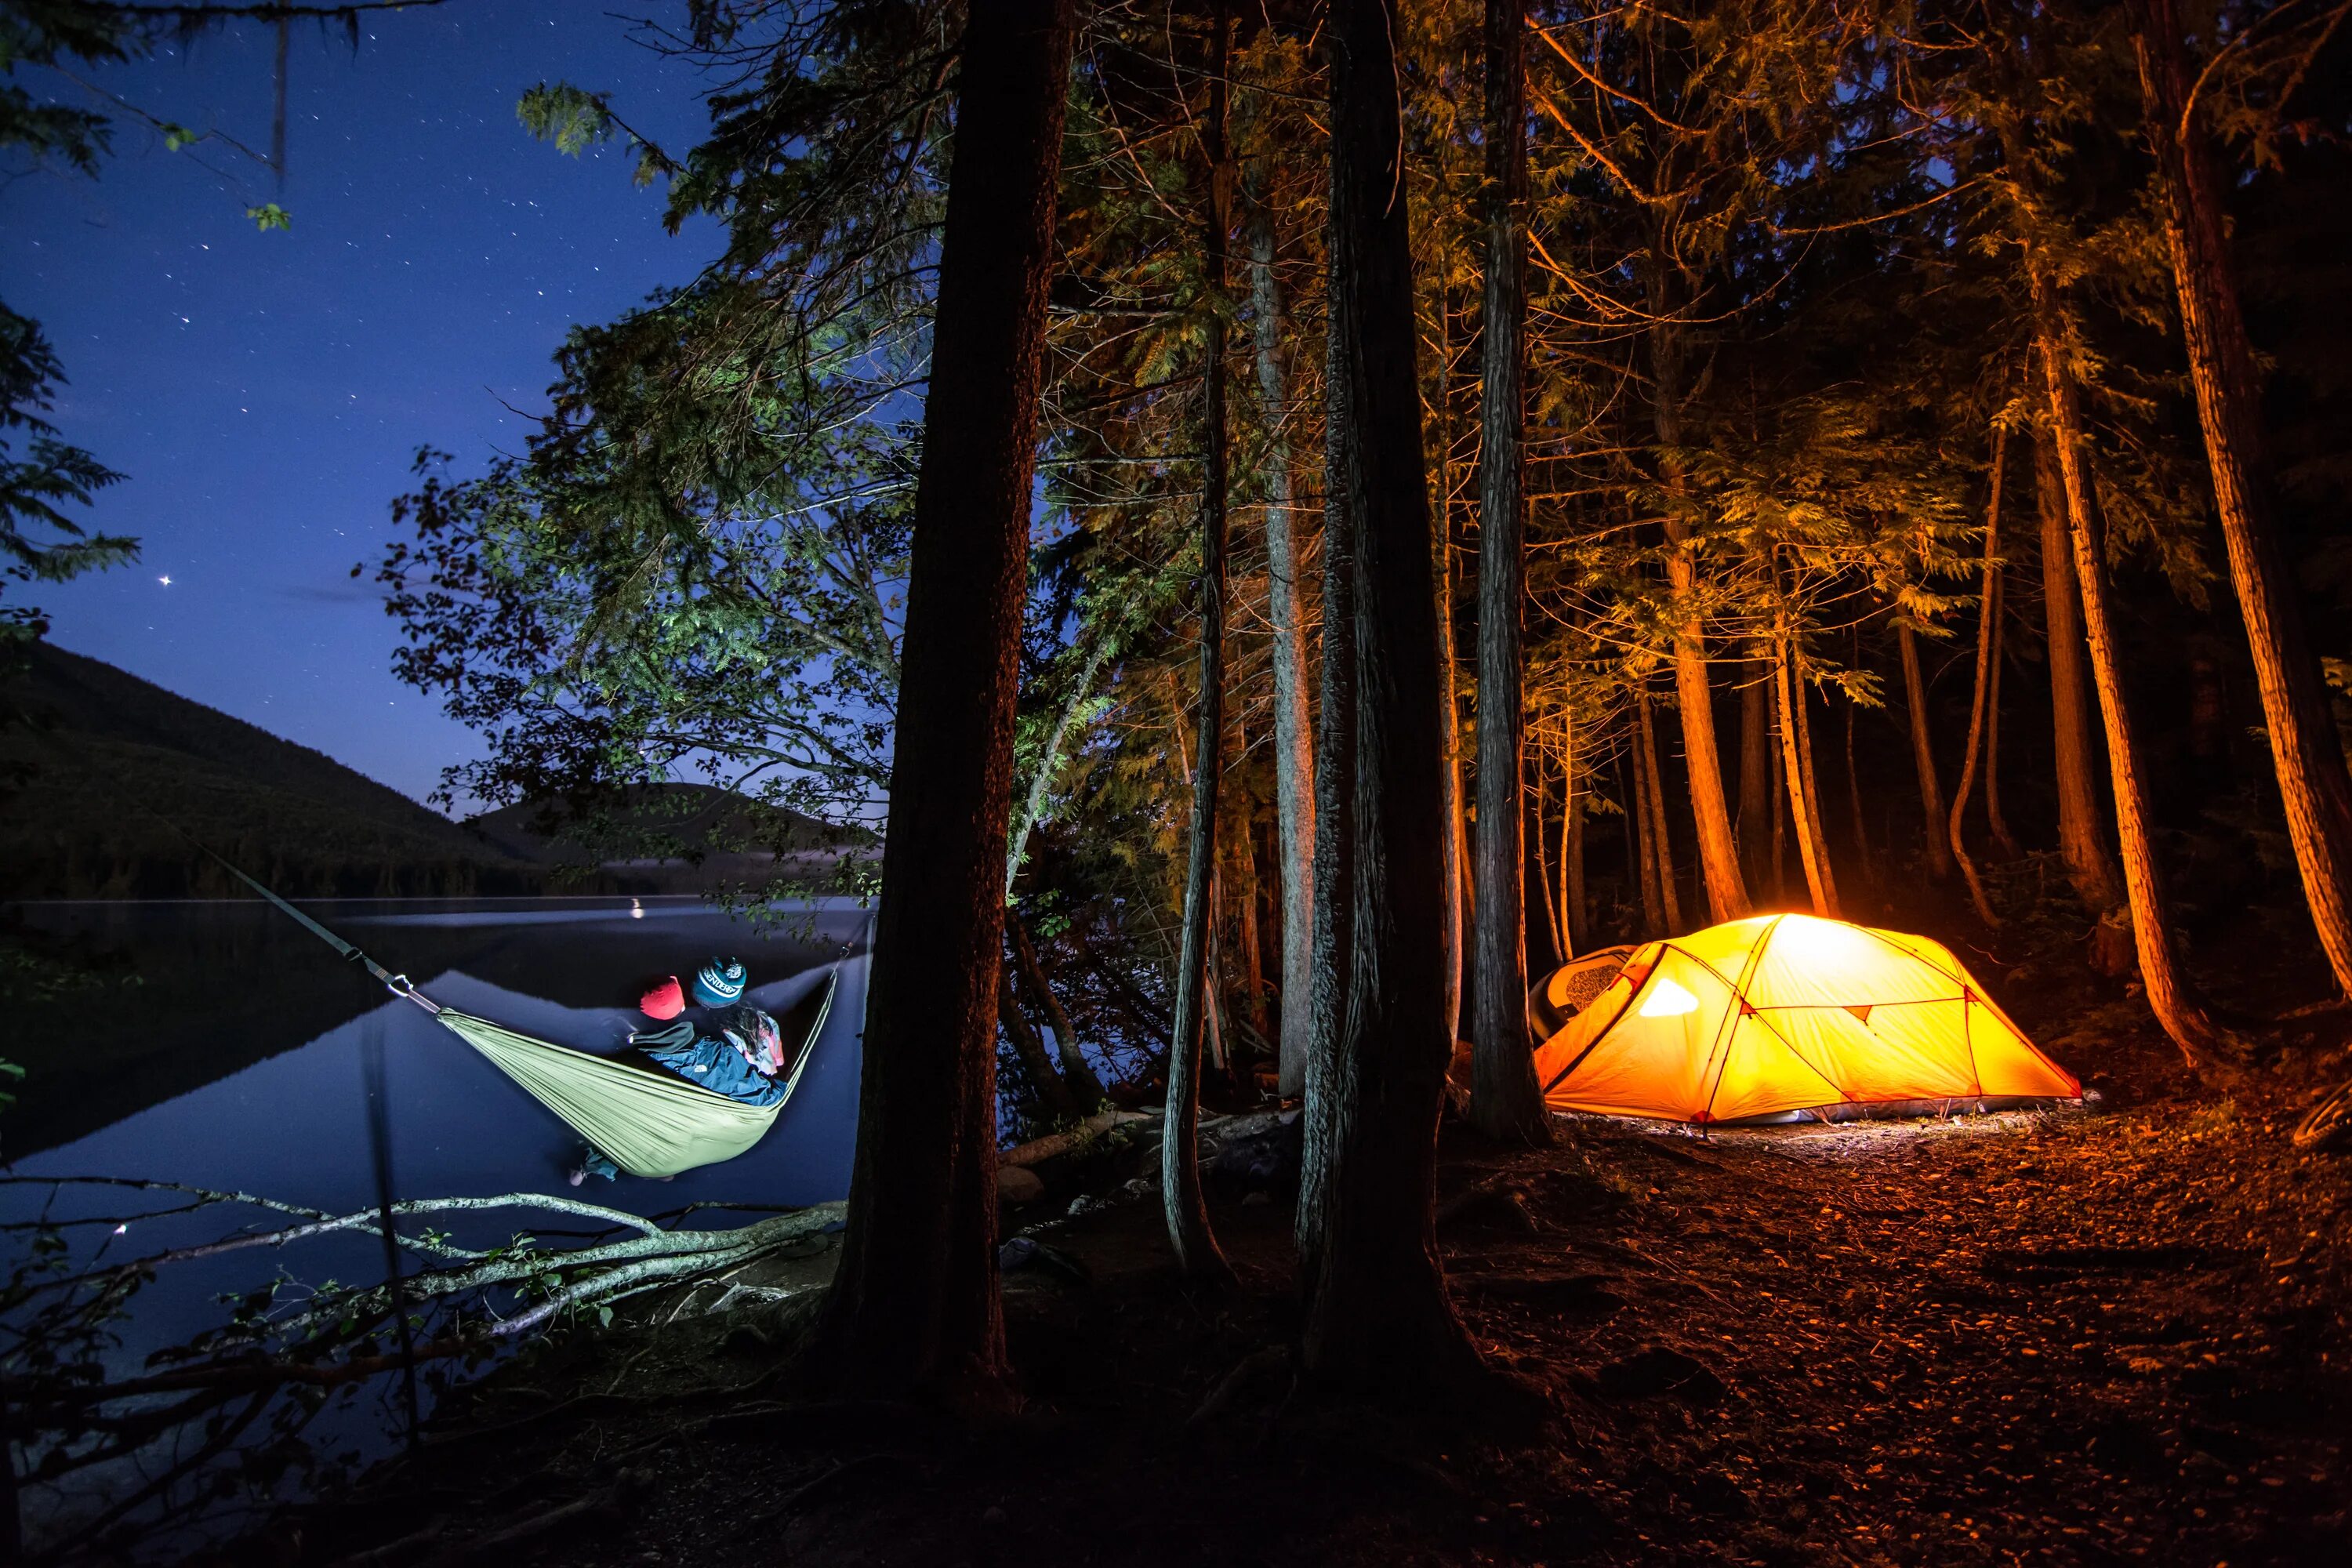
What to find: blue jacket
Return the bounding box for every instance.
[630,1005,789,1107]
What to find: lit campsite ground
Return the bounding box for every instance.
[285,1090,2350,1567]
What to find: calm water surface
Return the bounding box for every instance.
[2,897,872,1552]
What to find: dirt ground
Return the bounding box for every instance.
[257,1023,2352,1568]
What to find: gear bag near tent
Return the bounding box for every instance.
[1531,913,2079,1125]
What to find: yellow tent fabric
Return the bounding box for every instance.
[426,970,836,1179]
[1530,914,2078,1123]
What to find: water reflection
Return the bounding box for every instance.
[1,898,870,1556]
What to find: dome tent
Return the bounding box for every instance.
[1531,914,2078,1124]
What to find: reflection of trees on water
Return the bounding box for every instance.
[2,1174,843,1560]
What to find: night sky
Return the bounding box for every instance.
[8,3,722,805]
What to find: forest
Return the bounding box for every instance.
[3,0,2350,1562]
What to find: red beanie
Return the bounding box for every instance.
[640,975,685,1021]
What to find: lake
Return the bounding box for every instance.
[1,896,873,1555]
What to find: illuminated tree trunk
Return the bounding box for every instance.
[811,0,1073,1407]
[1628,735,1663,937]
[1637,688,1683,932]
[2034,426,2129,953]
[2131,0,2352,1001]
[1776,633,1838,917]
[1439,535,1465,1044]
[2034,283,2238,1069]
[1951,422,2009,927]
[1247,198,1318,1098]
[1565,768,1588,953]
[1162,7,1236,1285]
[1298,0,1483,1394]
[1466,0,1548,1145]
[1532,761,1563,968]
[1898,622,1954,880]
[1648,299,1750,925]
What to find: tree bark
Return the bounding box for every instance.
[1790,643,1836,914]
[808,0,1073,1409]
[2034,286,2238,1069]
[1565,754,1588,954]
[1298,156,1359,1279]
[1299,0,1483,1395]
[1532,756,1563,969]
[1007,910,1108,1113]
[1898,622,1955,880]
[1636,688,1685,932]
[1247,197,1319,1098]
[1951,420,2010,927]
[1162,5,1236,1285]
[1628,708,1664,936]
[2034,424,2129,940]
[2130,0,2352,1000]
[1647,293,1750,925]
[1467,0,1550,1145]
[1776,634,1838,917]
[1438,525,1465,1045]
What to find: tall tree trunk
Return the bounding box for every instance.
[1637,688,1685,932]
[2034,286,2239,1069]
[1532,753,1563,970]
[1739,661,1771,887]
[1438,535,1465,1044]
[1776,633,1838,917]
[1565,766,1588,954]
[1466,0,1549,1145]
[1247,198,1319,1098]
[1898,622,1955,880]
[1951,421,2010,927]
[2034,424,2130,953]
[1647,295,1750,924]
[1008,911,1107,1112]
[2131,0,2352,1000]
[809,0,1073,1408]
[1791,647,1836,914]
[1769,703,1788,900]
[1628,709,1664,936]
[1298,118,1359,1281]
[1162,7,1236,1285]
[1299,0,1483,1395]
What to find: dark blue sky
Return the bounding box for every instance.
[9,3,723,806]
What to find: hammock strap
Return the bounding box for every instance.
[199,851,439,1016]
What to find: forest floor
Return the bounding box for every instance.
[258,998,2352,1568]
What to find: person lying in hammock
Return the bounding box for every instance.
[568,957,789,1184]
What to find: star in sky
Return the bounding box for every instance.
[158,575,172,587]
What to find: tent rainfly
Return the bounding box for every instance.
[1531,914,2079,1124]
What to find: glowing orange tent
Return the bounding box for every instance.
[1531,913,2079,1124]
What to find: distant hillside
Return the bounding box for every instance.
[0,646,869,899]
[470,782,874,894]
[0,644,539,898]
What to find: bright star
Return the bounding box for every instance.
[158,575,172,586]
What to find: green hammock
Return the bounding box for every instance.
[430,975,833,1178]
[213,853,838,1179]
